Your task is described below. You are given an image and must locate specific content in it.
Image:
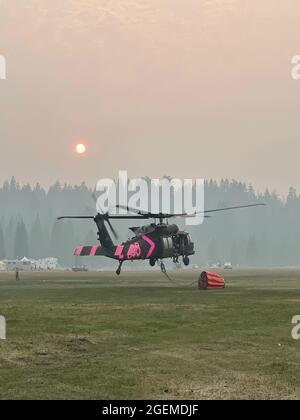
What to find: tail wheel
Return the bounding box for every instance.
[183,256,190,266]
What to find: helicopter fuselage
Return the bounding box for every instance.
[74,222,195,268]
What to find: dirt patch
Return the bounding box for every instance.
[168,372,300,400]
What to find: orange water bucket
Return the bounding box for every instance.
[198,271,225,290]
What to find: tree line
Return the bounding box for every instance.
[0,177,299,267]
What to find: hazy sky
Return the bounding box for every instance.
[0,1,300,195]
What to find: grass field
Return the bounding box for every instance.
[0,268,300,400]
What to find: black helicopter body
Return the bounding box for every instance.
[69,213,194,274]
[58,203,265,275]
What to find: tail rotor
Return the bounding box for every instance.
[92,192,119,241]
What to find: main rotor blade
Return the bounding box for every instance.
[57,216,94,220]
[115,205,193,219]
[175,215,211,219]
[58,203,264,221]
[107,215,151,220]
[199,203,266,214]
[115,205,148,216]
[164,212,193,218]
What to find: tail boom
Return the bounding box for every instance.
[74,245,106,257]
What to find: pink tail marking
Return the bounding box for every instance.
[115,244,125,260]
[74,245,84,256]
[89,245,98,256]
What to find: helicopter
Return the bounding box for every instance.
[58,203,265,275]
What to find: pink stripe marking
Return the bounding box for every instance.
[142,235,155,258]
[115,244,125,260]
[89,245,98,256]
[74,245,84,256]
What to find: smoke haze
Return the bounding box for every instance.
[0,1,300,194]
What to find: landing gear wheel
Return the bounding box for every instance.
[116,261,123,275]
[149,259,156,267]
[183,256,190,266]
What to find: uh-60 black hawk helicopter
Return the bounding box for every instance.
[58,203,265,275]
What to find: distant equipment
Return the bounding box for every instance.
[224,262,233,269]
[34,258,58,270]
[1,257,58,271]
[72,265,88,272]
[3,257,32,271]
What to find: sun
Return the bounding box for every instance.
[75,143,86,155]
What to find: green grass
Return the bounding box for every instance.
[0,269,300,400]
